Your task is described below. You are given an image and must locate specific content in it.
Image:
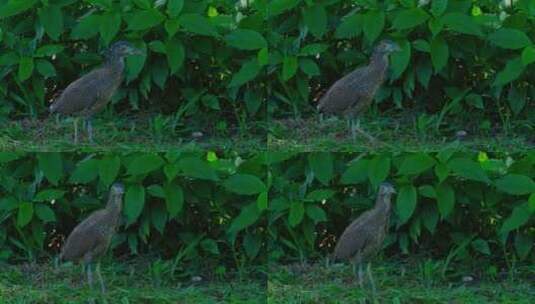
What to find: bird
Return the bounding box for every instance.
[332,182,396,295]
[49,41,142,144]
[317,40,400,141]
[59,182,125,294]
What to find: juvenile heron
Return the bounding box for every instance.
[49,41,142,143]
[60,183,125,294]
[332,182,396,295]
[317,40,400,141]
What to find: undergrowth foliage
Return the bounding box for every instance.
[0,0,267,127]
[0,151,267,269]
[268,150,534,264]
[267,0,534,128]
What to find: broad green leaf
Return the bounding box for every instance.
[167,0,184,17]
[200,239,219,255]
[335,14,362,39]
[282,56,298,81]
[299,43,329,56]
[500,203,531,234]
[38,5,63,40]
[224,174,266,195]
[267,0,301,17]
[398,153,436,176]
[299,59,320,77]
[17,202,33,227]
[306,205,327,223]
[493,57,525,86]
[515,233,533,260]
[179,13,218,36]
[124,184,145,224]
[288,201,305,227]
[34,189,65,202]
[305,189,335,201]
[0,152,20,163]
[471,238,490,255]
[35,204,56,222]
[229,202,260,233]
[430,35,448,72]
[164,182,183,217]
[36,44,64,57]
[363,10,384,43]
[100,12,121,45]
[164,18,180,37]
[521,46,535,65]
[0,0,38,19]
[166,38,185,74]
[244,233,261,258]
[127,154,164,176]
[37,153,63,185]
[69,159,99,183]
[390,39,410,79]
[99,156,121,187]
[368,155,391,189]
[430,0,448,17]
[257,192,268,210]
[442,13,482,36]
[178,157,218,181]
[258,47,268,65]
[225,29,267,50]
[495,174,535,195]
[308,153,333,185]
[151,203,167,234]
[392,8,429,30]
[489,28,532,50]
[303,4,327,38]
[435,182,454,217]
[125,9,165,31]
[447,158,490,183]
[229,60,261,87]
[418,185,436,198]
[35,59,56,78]
[396,185,417,223]
[341,159,369,184]
[71,14,101,39]
[18,57,33,81]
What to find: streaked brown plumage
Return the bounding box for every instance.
[333,182,396,292]
[318,40,400,140]
[49,41,142,143]
[60,183,124,294]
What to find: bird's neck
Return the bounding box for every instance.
[105,55,125,76]
[105,196,122,219]
[374,193,392,215]
[369,52,389,76]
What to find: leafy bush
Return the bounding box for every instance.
[0,0,267,129]
[0,151,267,269]
[268,150,534,264]
[266,0,535,129]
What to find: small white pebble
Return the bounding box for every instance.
[462,275,474,283]
[192,132,203,138]
[191,276,202,282]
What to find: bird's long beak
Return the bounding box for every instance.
[129,48,144,56]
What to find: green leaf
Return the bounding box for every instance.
[341,159,369,184]
[495,174,535,195]
[166,38,185,74]
[71,14,101,39]
[167,0,184,17]
[224,174,266,195]
[69,159,99,183]
[35,44,64,57]
[244,233,261,258]
[282,56,298,81]
[368,155,391,189]
[100,12,121,45]
[299,59,320,77]
[125,9,165,31]
[179,13,218,36]
[34,189,65,202]
[471,238,490,255]
[35,59,56,78]
[442,13,482,36]
[306,204,327,223]
[515,233,533,260]
[308,153,333,185]
[151,203,167,234]
[127,154,164,176]
[229,60,261,87]
[299,44,329,56]
[37,153,63,185]
[493,58,525,86]
[521,46,535,65]
[392,8,429,30]
[229,202,260,233]
[398,153,436,176]
[178,157,218,181]
[99,156,121,187]
[257,192,268,210]
[164,182,183,217]
[430,35,449,72]
[390,39,410,79]
[267,0,301,17]
[124,184,145,224]
[18,57,33,81]
[288,201,305,227]
[303,4,327,38]
[447,158,490,183]
[305,189,335,201]
[35,204,56,223]
[500,203,531,234]
[38,5,63,40]
[225,29,267,50]
[200,239,219,255]
[396,185,417,224]
[435,182,454,217]
[17,202,33,227]
[335,14,362,39]
[363,10,384,43]
[0,0,38,19]
[434,163,449,183]
[257,48,269,65]
[430,0,448,17]
[489,28,532,50]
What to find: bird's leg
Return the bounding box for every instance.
[351,119,358,141]
[96,262,106,294]
[86,119,94,144]
[73,118,79,144]
[366,262,377,299]
[354,118,377,143]
[358,262,364,288]
[86,263,94,290]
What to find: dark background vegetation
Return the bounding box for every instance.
[0,151,267,276]
[266,0,534,134]
[268,150,534,273]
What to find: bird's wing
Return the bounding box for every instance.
[60,210,107,261]
[49,67,116,115]
[333,209,376,260]
[318,67,370,113]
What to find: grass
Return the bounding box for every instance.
[268,113,534,152]
[268,259,535,303]
[0,112,266,152]
[0,258,266,304]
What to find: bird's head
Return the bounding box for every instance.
[107,182,125,211]
[111,182,125,195]
[378,182,396,196]
[374,40,401,54]
[108,41,143,57]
